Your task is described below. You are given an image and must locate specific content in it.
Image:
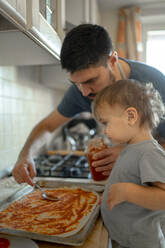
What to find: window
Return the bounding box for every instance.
[142,22,165,74]
[146,30,165,74]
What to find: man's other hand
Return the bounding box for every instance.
[91,145,124,176]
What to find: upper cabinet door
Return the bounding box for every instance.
[0,0,62,60]
[6,0,17,9]
[0,0,27,28]
[26,0,63,59]
[65,0,100,34]
[16,0,26,21]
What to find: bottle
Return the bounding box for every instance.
[87,137,109,181]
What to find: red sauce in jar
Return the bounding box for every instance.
[0,238,10,248]
[87,141,109,181]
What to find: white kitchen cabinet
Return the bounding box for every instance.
[26,0,63,60]
[6,0,16,9]
[56,0,66,41]
[66,0,84,26]
[16,0,26,21]
[0,0,62,62]
[65,0,100,31]
[0,0,27,28]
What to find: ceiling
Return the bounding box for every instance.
[97,0,165,11]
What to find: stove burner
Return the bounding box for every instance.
[34,153,91,179]
[48,154,63,163]
[70,167,81,177]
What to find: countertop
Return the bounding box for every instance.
[0,177,108,248]
[36,217,108,248]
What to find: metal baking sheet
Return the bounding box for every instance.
[36,178,105,192]
[0,180,101,246]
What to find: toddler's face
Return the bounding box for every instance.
[97,103,133,145]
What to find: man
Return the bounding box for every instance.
[13,24,165,186]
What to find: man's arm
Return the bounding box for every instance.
[108,182,165,210]
[12,109,71,186]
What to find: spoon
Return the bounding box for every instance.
[34,183,60,201]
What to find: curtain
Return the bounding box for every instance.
[116,6,143,61]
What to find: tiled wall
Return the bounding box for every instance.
[0,65,65,171]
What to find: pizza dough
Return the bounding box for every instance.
[0,187,99,237]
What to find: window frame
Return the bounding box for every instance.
[142,22,165,63]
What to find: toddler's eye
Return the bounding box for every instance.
[102,122,107,126]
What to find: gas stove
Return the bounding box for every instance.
[34,153,92,179]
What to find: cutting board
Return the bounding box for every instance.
[36,217,108,248]
[47,150,85,156]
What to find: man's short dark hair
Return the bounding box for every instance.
[60,24,113,73]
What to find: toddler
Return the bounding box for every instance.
[93,79,165,248]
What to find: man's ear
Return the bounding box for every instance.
[108,51,118,67]
[125,107,138,126]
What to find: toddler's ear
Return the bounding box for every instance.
[126,107,138,126]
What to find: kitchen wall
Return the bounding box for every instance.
[0,65,64,171]
[100,9,119,49]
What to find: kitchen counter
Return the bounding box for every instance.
[36,217,108,248]
[0,177,108,248]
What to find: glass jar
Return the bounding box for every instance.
[86,137,109,181]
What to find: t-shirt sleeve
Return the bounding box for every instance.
[139,149,165,185]
[57,85,91,117]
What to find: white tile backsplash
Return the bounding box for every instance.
[0,65,65,171]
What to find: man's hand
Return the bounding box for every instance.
[12,157,36,186]
[91,145,123,176]
[108,183,129,210]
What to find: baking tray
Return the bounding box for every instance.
[0,180,101,246]
[36,178,105,192]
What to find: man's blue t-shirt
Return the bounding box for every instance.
[57,58,165,138]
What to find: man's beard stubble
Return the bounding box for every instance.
[88,69,116,100]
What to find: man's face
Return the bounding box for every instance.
[69,64,116,100]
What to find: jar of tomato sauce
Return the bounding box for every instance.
[87,137,109,181]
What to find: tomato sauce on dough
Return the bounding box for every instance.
[0,188,98,236]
